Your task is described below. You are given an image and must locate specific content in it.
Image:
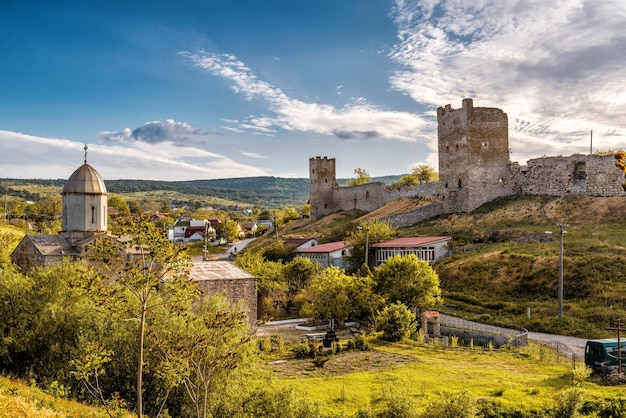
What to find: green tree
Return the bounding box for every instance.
[149,295,252,418]
[411,164,438,183]
[373,254,442,314]
[233,251,287,318]
[345,168,372,186]
[300,267,363,325]
[345,220,396,272]
[375,302,416,342]
[0,260,104,387]
[87,220,196,418]
[108,195,131,216]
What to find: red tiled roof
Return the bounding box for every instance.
[284,237,316,246]
[371,236,451,248]
[295,241,348,253]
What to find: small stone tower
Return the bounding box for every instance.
[437,98,512,213]
[309,157,338,218]
[61,145,108,246]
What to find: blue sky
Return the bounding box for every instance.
[1,0,626,181]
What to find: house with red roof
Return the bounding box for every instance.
[294,240,350,269]
[371,236,451,266]
[284,237,319,250]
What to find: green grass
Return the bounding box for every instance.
[0,376,132,418]
[273,338,623,417]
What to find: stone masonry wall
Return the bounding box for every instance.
[309,99,625,224]
[195,278,258,328]
[518,154,624,196]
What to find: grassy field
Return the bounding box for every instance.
[0,376,131,418]
[266,335,623,417]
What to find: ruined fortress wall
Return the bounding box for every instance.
[519,154,625,197]
[328,181,440,214]
[382,202,445,228]
[309,156,440,217]
[310,99,625,224]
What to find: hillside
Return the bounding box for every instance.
[0,175,404,208]
[252,194,626,337]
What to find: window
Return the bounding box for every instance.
[91,206,96,224]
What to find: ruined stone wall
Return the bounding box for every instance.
[518,154,624,197]
[382,202,445,228]
[309,99,625,225]
[195,278,258,328]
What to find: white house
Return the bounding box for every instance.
[371,236,451,266]
[294,241,350,269]
[284,237,319,250]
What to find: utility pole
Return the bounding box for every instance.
[608,320,624,375]
[557,224,566,321]
[545,224,567,320]
[590,130,593,155]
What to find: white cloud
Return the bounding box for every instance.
[97,119,223,144]
[180,51,431,143]
[388,0,626,163]
[0,130,269,181]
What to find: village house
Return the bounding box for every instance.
[294,240,350,269]
[284,237,319,250]
[371,236,452,266]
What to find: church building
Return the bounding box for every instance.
[11,146,108,273]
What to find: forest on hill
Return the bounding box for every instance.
[0,174,404,208]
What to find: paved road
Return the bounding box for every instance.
[528,331,587,359]
[192,238,256,262]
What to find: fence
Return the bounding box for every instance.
[439,313,528,347]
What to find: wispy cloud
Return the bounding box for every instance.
[388,0,626,159]
[180,51,430,143]
[0,130,269,180]
[238,150,268,159]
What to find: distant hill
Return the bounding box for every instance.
[0,175,406,208]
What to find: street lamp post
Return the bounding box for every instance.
[357,220,370,268]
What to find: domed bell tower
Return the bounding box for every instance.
[61,144,108,246]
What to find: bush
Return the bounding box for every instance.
[420,391,477,418]
[291,342,311,358]
[353,333,370,351]
[375,302,416,342]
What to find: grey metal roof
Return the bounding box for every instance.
[189,260,255,282]
[62,163,107,195]
[27,234,80,256]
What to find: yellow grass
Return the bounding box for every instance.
[275,340,624,416]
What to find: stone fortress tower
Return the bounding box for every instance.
[309,156,338,217]
[309,98,625,223]
[437,98,511,213]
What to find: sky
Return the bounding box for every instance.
[1,0,626,181]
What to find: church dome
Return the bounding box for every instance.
[62,163,108,195]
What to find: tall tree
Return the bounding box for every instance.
[345,220,396,272]
[87,220,196,418]
[345,168,372,186]
[373,254,442,314]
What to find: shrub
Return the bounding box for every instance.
[375,302,416,342]
[353,333,370,351]
[420,391,477,418]
[292,342,311,358]
[552,388,584,418]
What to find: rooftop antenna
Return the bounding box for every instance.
[84,143,88,164]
